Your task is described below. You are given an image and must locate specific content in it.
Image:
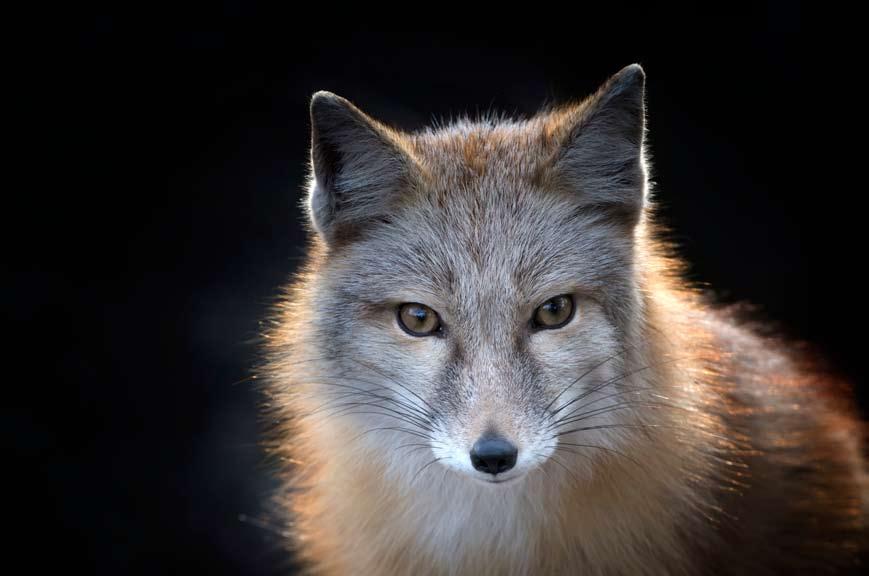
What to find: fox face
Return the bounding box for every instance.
[300,65,652,488]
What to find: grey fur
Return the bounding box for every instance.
[265,64,868,575]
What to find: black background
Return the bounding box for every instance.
[16,4,867,574]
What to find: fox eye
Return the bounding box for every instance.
[397,303,442,336]
[532,295,575,330]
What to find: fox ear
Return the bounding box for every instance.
[551,64,647,225]
[307,92,416,244]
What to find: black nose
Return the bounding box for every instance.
[470,436,518,475]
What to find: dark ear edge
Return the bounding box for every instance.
[551,64,647,227]
[307,91,416,244]
[309,91,386,197]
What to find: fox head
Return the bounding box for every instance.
[294,64,659,488]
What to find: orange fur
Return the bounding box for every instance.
[261,69,867,574]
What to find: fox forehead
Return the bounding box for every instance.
[405,118,559,186]
[323,162,636,321]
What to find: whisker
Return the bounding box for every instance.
[308,374,434,422]
[551,386,668,423]
[351,426,435,443]
[325,408,435,432]
[411,457,449,485]
[398,445,436,456]
[345,357,443,420]
[543,344,637,414]
[317,397,434,429]
[551,423,733,443]
[549,400,686,431]
[307,385,432,423]
[395,442,443,455]
[550,355,697,419]
[547,453,582,487]
[531,451,558,485]
[266,350,440,422]
[556,441,648,471]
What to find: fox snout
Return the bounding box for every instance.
[429,384,553,483]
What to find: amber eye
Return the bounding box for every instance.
[532,295,575,329]
[397,303,442,336]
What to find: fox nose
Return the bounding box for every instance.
[470,436,518,475]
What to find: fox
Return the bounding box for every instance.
[261,64,868,575]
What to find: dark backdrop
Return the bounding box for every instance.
[18,4,866,575]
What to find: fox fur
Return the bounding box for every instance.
[261,64,869,575]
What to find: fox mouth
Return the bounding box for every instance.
[477,474,524,486]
